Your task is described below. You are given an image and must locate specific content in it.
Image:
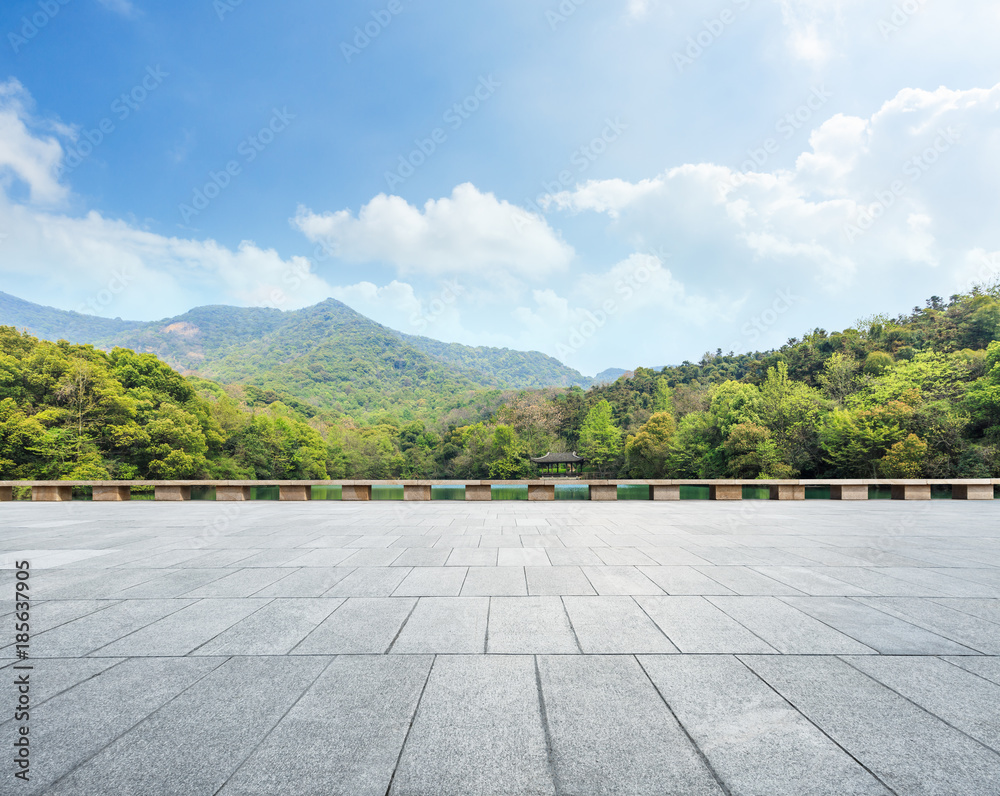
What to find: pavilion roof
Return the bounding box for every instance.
[530,452,585,464]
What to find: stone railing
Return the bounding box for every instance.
[1,478,997,502]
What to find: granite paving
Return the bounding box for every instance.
[1,499,998,794]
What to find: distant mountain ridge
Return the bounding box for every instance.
[0,292,593,417]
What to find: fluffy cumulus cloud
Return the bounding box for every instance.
[0,82,334,319]
[0,193,335,319]
[546,82,1000,308]
[508,253,732,370]
[0,80,68,205]
[293,183,574,280]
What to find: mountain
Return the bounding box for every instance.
[400,333,590,389]
[592,368,629,385]
[0,292,592,418]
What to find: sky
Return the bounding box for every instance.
[1,0,999,376]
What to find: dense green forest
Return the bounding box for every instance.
[2,285,1000,481]
[0,293,592,422]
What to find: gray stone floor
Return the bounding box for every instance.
[2,500,1000,795]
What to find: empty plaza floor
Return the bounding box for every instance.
[2,500,1000,795]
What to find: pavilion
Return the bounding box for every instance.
[530,451,586,477]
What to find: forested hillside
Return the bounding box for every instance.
[0,294,593,419]
[2,286,999,482]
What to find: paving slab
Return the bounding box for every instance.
[486,596,580,654]
[251,566,354,597]
[708,596,877,655]
[390,597,489,654]
[562,596,677,653]
[33,599,195,657]
[393,566,468,596]
[855,597,1000,654]
[193,598,344,655]
[389,656,555,796]
[637,596,776,653]
[525,565,596,596]
[638,565,735,595]
[537,655,724,795]
[293,597,416,654]
[782,596,979,655]
[93,598,269,656]
[843,656,1000,752]
[698,566,804,595]
[744,655,1000,796]
[5,657,225,795]
[325,566,411,597]
[461,566,527,596]
[580,565,664,595]
[639,655,891,795]
[44,656,329,796]
[218,656,432,796]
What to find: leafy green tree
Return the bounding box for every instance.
[487,425,532,479]
[652,380,674,414]
[819,402,912,477]
[709,382,761,436]
[578,400,622,473]
[623,411,675,477]
[863,351,894,376]
[665,411,722,477]
[818,353,860,402]
[722,423,794,479]
[880,434,928,478]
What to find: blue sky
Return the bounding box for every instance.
[1,0,999,376]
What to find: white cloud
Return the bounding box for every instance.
[626,0,652,20]
[0,82,336,320]
[0,193,336,319]
[546,82,1000,303]
[0,80,68,205]
[509,253,727,370]
[294,183,574,280]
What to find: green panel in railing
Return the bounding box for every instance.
[492,485,528,500]
[680,485,710,500]
[371,485,403,501]
[555,484,590,500]
[311,486,342,500]
[431,485,465,500]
